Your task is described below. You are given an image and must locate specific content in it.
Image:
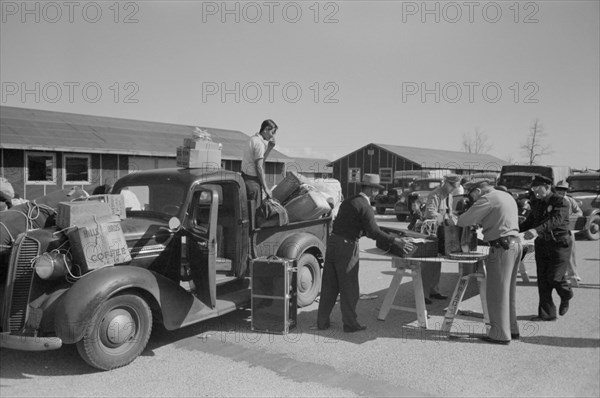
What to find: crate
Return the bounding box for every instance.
[73,194,127,220]
[251,257,297,334]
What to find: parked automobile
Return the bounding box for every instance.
[394,178,442,221]
[566,172,600,240]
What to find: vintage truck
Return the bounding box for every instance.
[497,164,571,222]
[0,168,330,370]
[566,172,600,240]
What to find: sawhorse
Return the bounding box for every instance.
[441,258,489,333]
[377,257,429,328]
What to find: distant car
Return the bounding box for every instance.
[394,178,442,222]
[566,172,600,240]
[374,176,418,215]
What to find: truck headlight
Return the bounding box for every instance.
[33,252,72,280]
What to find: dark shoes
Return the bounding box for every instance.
[559,300,570,316]
[530,316,557,322]
[430,293,448,300]
[511,333,520,340]
[424,298,432,305]
[343,324,367,333]
[317,322,330,331]
[478,336,510,345]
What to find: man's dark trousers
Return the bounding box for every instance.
[535,237,573,319]
[317,234,361,329]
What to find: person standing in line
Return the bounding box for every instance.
[422,174,462,304]
[457,181,523,345]
[317,174,414,333]
[555,180,583,282]
[240,119,278,208]
[520,175,573,321]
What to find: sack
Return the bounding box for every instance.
[256,198,289,228]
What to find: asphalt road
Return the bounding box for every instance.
[1,215,599,397]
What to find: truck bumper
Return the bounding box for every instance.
[0,332,62,351]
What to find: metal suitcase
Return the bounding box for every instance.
[250,256,297,334]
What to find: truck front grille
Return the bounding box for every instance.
[7,236,39,332]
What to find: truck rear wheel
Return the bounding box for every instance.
[76,293,152,371]
[296,253,321,307]
[584,214,600,240]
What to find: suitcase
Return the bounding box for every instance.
[251,256,297,334]
[272,171,310,204]
[284,190,331,223]
[377,226,439,258]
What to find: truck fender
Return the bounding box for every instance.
[54,266,199,344]
[583,208,600,218]
[275,232,326,261]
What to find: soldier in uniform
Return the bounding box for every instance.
[317,174,414,333]
[520,175,573,321]
[457,181,522,344]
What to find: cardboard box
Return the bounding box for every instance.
[176,146,221,169]
[67,215,131,271]
[57,201,114,229]
[73,194,127,220]
[183,137,221,150]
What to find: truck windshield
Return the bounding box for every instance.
[412,181,441,191]
[114,183,187,219]
[498,175,534,190]
[569,178,600,193]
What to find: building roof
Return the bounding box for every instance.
[0,106,290,162]
[284,157,332,175]
[330,143,509,171]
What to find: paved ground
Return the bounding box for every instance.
[1,215,599,397]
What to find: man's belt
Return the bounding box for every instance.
[331,233,357,243]
[488,236,520,249]
[241,173,259,182]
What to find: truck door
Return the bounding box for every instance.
[185,185,220,308]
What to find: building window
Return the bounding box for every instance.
[348,168,361,183]
[64,154,91,184]
[26,152,56,184]
[379,168,393,184]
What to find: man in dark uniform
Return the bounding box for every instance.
[520,175,573,321]
[317,174,414,333]
[457,181,522,345]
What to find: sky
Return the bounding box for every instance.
[1,0,599,170]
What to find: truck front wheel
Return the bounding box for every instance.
[76,293,152,371]
[376,207,386,215]
[396,214,407,222]
[584,214,600,240]
[296,253,321,307]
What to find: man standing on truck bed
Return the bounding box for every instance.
[521,175,574,321]
[317,174,414,333]
[241,119,278,207]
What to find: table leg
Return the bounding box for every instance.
[518,260,530,283]
[378,268,405,321]
[476,261,490,325]
[412,261,428,329]
[442,263,471,333]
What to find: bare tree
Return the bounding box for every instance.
[461,128,492,154]
[520,118,553,165]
